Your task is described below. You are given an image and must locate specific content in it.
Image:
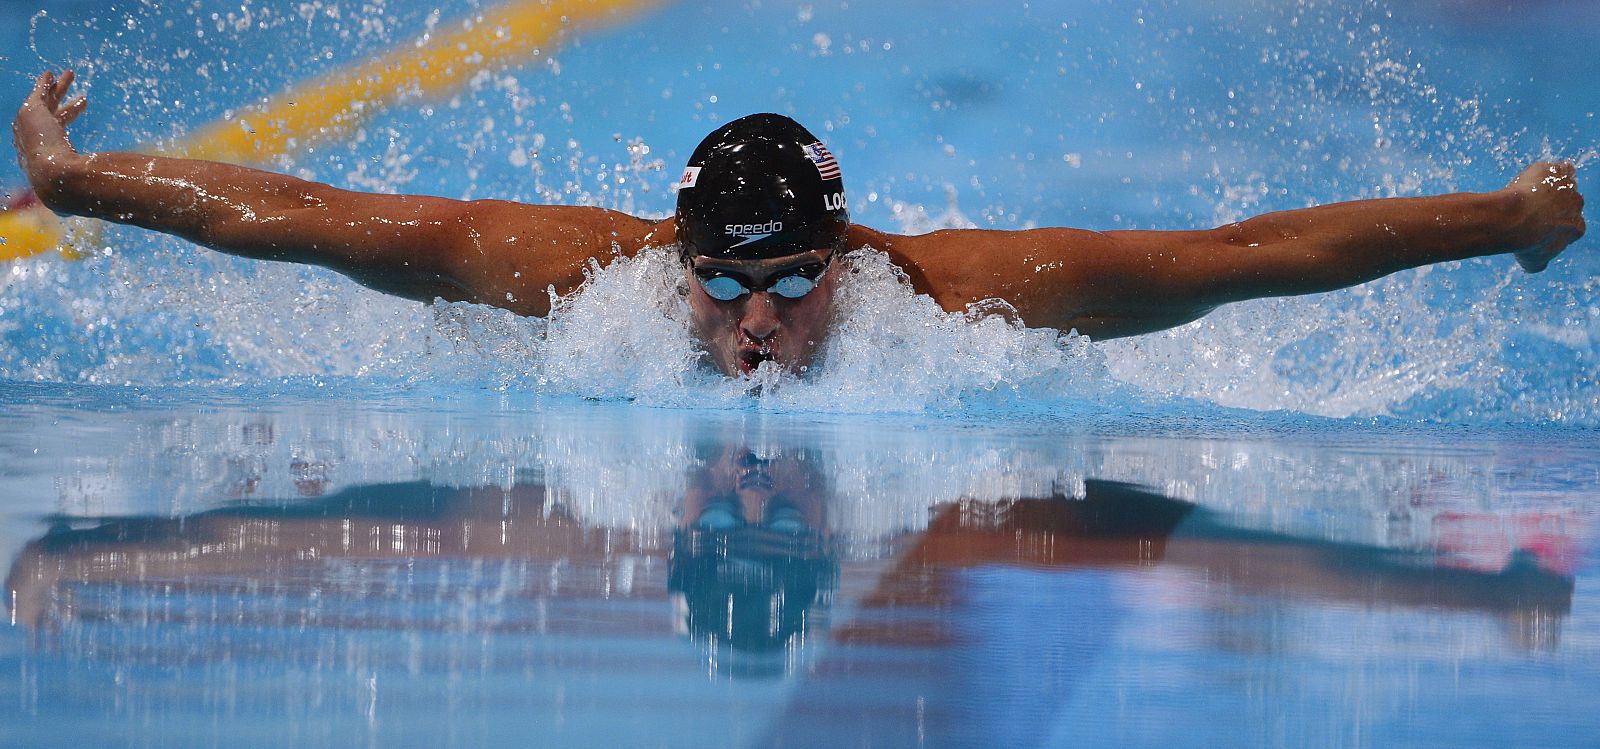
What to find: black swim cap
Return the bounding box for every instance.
[668,524,836,655]
[674,113,849,262]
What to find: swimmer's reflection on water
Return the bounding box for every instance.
[670,445,837,659]
[4,448,1575,671]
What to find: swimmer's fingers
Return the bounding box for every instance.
[1515,230,1577,273]
[17,74,58,137]
[35,71,60,109]
[14,71,83,174]
[21,73,49,122]
[58,95,87,127]
[1509,161,1579,195]
[27,70,77,113]
[47,71,67,108]
[16,70,84,134]
[1511,165,1585,273]
[24,72,52,112]
[29,71,54,99]
[45,70,78,112]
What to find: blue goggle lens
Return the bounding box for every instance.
[771,273,819,299]
[695,499,744,530]
[701,275,750,301]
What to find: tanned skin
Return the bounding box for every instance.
[14,71,1588,372]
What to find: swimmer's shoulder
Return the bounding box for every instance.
[430,202,677,316]
[846,222,1129,319]
[846,223,933,291]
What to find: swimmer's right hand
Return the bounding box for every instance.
[1504,161,1586,273]
[12,70,89,202]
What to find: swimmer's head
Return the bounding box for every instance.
[675,114,850,378]
[674,113,849,263]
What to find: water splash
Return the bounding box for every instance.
[425,245,1120,413]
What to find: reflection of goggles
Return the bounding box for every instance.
[691,255,833,302]
[695,497,811,535]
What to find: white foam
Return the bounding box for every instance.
[422,245,1119,413]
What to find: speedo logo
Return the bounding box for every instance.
[724,220,784,248]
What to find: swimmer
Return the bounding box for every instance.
[13,70,1587,377]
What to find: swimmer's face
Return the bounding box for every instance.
[685,249,837,377]
[680,446,828,533]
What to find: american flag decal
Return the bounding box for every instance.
[803,142,841,180]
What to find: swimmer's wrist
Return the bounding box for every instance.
[1489,184,1542,252]
[25,151,94,213]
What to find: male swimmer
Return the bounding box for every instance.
[12,71,1587,377]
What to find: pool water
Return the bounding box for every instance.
[1,0,1597,745]
[1,388,1596,746]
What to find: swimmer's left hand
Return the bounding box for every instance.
[1503,161,1586,273]
[12,70,89,203]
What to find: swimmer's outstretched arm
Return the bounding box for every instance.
[13,71,665,316]
[861,163,1585,339]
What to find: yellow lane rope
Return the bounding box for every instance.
[0,198,75,261]
[1,0,657,262]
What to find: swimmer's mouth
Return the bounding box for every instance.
[737,469,773,492]
[737,346,773,374]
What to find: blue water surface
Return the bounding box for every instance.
[0,382,1596,747]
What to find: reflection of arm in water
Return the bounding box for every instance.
[2,482,655,630]
[12,71,668,316]
[843,480,1572,644]
[854,162,1585,339]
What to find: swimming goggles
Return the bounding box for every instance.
[692,254,833,302]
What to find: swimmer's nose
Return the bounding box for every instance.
[739,292,781,342]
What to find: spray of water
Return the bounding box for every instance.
[424,245,1120,413]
